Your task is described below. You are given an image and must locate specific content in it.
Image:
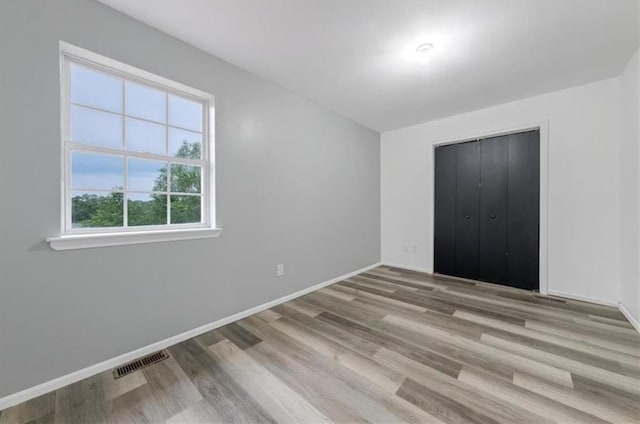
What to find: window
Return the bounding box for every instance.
[48,43,220,250]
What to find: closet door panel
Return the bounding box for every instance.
[454,141,480,280]
[479,136,508,284]
[434,144,457,276]
[507,130,540,289]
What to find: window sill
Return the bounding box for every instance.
[46,227,223,251]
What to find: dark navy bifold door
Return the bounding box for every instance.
[434,143,457,277]
[507,131,540,290]
[478,136,508,285]
[434,130,539,291]
[454,141,481,280]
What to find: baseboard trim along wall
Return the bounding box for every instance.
[546,290,618,307]
[381,262,432,274]
[619,302,640,334]
[0,262,382,411]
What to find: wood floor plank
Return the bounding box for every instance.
[109,384,169,424]
[397,377,499,424]
[269,316,406,393]
[3,265,639,424]
[101,368,147,401]
[316,311,466,379]
[570,315,639,335]
[194,328,226,347]
[410,288,529,326]
[457,366,609,424]
[53,374,110,424]
[286,299,323,317]
[376,348,556,424]
[526,315,640,344]
[384,314,575,387]
[218,322,263,350]
[168,339,277,424]
[441,283,620,326]
[454,309,640,368]
[526,320,640,357]
[588,314,636,328]
[340,281,456,315]
[208,339,331,423]
[318,286,356,301]
[571,373,640,410]
[238,315,445,424]
[255,309,282,323]
[338,284,429,313]
[318,309,521,382]
[362,271,444,290]
[0,392,55,424]
[301,290,388,321]
[372,269,476,290]
[273,304,381,356]
[384,348,551,424]
[513,372,640,423]
[481,333,640,395]
[347,275,401,292]
[245,336,376,423]
[140,357,203,418]
[165,399,225,424]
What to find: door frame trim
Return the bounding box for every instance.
[430,120,549,295]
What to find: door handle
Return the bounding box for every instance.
[465,215,470,219]
[490,214,496,219]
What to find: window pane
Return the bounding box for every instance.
[128,193,167,226]
[125,81,166,123]
[168,94,202,131]
[125,117,166,155]
[71,105,122,149]
[72,152,123,190]
[169,127,201,158]
[128,158,167,192]
[71,190,123,228]
[170,195,201,224]
[70,63,122,113]
[170,164,201,193]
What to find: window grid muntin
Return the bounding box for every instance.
[62,54,210,234]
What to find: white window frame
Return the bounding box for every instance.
[47,42,221,250]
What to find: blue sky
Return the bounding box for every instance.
[69,63,202,192]
[71,153,165,191]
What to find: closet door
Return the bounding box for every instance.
[479,136,508,284]
[454,141,480,280]
[434,144,457,276]
[507,130,540,289]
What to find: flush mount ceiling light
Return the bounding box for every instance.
[416,43,434,55]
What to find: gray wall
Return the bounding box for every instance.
[0,0,380,398]
[619,13,640,322]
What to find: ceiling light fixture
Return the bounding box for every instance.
[416,43,434,55]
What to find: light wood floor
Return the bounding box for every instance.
[2,266,639,423]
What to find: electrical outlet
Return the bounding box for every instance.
[276,264,284,276]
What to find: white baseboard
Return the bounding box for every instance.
[545,290,618,307]
[381,262,432,274]
[0,262,382,411]
[619,302,640,334]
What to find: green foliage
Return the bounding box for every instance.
[72,192,123,228]
[71,141,201,228]
[152,142,201,193]
[170,196,201,224]
[127,194,167,226]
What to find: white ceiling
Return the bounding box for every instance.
[98,0,638,132]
